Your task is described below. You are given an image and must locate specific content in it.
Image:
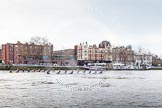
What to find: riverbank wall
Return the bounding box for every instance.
[1,65,162,70]
[0,65,84,70]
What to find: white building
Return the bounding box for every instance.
[77,42,89,61]
[134,52,152,69]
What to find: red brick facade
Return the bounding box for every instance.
[2,41,53,64]
[76,41,112,62]
[2,43,14,64]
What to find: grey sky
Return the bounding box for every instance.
[0,0,162,56]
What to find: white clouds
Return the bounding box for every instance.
[0,0,162,56]
[50,17,117,50]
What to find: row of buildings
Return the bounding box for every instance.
[0,41,161,69]
[75,41,154,69]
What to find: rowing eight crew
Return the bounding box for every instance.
[9,69,104,74]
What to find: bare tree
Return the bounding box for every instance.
[30,36,48,45]
[28,36,50,64]
[118,47,128,64]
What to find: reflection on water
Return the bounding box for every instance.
[0,70,162,108]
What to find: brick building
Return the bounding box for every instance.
[112,45,134,65]
[75,41,112,66]
[53,49,77,66]
[2,41,53,64]
[2,43,14,64]
[152,55,161,66]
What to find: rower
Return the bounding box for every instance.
[65,70,67,74]
[69,70,73,74]
[77,70,80,74]
[83,69,86,74]
[99,70,103,74]
[47,69,50,74]
[56,70,61,74]
[89,70,91,74]
[93,69,97,74]
[16,69,19,73]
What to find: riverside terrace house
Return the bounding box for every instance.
[112,45,135,66]
[53,49,77,66]
[1,41,53,64]
[75,41,112,66]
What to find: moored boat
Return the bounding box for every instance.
[83,63,106,70]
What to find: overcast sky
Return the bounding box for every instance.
[0,0,162,56]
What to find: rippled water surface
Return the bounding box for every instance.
[0,70,162,108]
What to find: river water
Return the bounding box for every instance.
[0,70,162,108]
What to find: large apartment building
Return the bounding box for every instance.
[75,41,112,66]
[2,41,53,64]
